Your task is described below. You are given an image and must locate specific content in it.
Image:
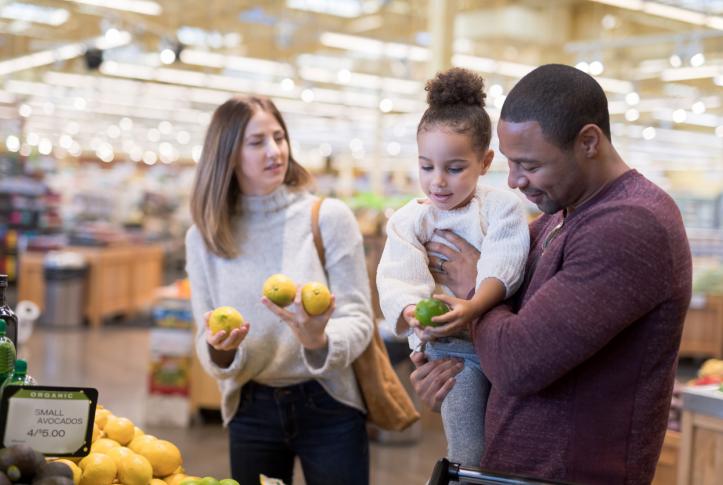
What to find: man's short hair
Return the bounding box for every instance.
[500,64,611,149]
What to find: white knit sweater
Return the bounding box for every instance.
[377,183,530,338]
[185,185,373,425]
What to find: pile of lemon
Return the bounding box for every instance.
[49,405,185,485]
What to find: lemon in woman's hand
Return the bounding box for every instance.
[208,307,244,335]
[414,298,450,327]
[301,282,332,316]
[262,274,297,307]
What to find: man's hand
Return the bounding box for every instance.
[409,351,464,412]
[426,229,481,298]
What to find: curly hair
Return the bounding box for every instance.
[417,67,492,153]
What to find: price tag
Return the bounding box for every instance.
[0,385,98,456]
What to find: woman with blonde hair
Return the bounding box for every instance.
[186,95,373,485]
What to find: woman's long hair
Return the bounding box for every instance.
[190,96,311,258]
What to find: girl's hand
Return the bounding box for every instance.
[262,288,336,350]
[204,311,250,351]
[419,293,476,339]
[426,229,480,298]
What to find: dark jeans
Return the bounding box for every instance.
[228,380,369,485]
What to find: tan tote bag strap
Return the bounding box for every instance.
[311,197,326,268]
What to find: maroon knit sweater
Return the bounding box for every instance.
[473,170,692,484]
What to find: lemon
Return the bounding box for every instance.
[79,453,117,485]
[262,274,296,307]
[117,452,153,485]
[128,435,157,454]
[132,427,144,441]
[136,440,182,478]
[92,424,103,443]
[104,417,135,446]
[208,307,244,335]
[151,480,167,485]
[301,282,332,315]
[105,447,134,469]
[163,474,187,485]
[414,298,450,327]
[94,409,112,430]
[91,438,121,454]
[55,459,82,485]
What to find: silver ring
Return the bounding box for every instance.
[439,260,446,272]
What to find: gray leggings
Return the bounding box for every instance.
[424,337,490,469]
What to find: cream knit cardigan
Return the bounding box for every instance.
[377,183,530,340]
[185,186,373,425]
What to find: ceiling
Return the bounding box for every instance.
[0,0,721,178]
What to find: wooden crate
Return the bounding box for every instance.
[679,294,723,359]
[653,430,680,485]
[678,410,723,485]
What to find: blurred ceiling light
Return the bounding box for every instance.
[661,65,722,81]
[386,142,401,156]
[286,0,384,18]
[575,61,590,73]
[642,127,656,140]
[715,75,723,86]
[180,49,293,77]
[692,101,706,114]
[589,61,605,75]
[716,126,723,137]
[301,89,315,103]
[601,14,618,30]
[625,92,640,105]
[320,32,428,61]
[143,151,157,165]
[590,0,723,30]
[0,2,69,26]
[18,104,32,117]
[0,30,130,76]
[119,117,133,131]
[690,53,705,67]
[625,109,640,122]
[5,135,20,153]
[379,98,393,113]
[281,78,295,91]
[38,138,53,155]
[672,109,687,123]
[65,0,161,16]
[159,49,176,65]
[669,54,683,68]
[337,69,352,84]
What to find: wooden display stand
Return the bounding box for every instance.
[679,294,723,359]
[190,352,222,413]
[18,243,164,327]
[677,388,723,485]
[652,430,680,485]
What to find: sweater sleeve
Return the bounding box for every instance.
[473,206,673,397]
[301,198,374,375]
[185,226,247,380]
[477,190,530,297]
[375,202,436,335]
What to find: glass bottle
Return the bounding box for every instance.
[0,319,16,385]
[7,359,36,386]
[0,275,18,349]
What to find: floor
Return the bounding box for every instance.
[19,324,447,485]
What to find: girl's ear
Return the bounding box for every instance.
[480,149,494,175]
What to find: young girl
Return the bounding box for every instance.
[185,95,373,485]
[376,68,529,470]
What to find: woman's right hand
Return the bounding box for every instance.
[204,311,250,351]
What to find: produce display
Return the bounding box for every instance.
[688,358,723,388]
[0,406,240,485]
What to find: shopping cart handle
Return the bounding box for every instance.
[429,458,579,485]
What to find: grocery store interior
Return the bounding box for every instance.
[1,0,722,484]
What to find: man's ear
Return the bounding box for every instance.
[577,124,602,158]
[480,149,494,175]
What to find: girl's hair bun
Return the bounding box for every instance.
[426,67,486,109]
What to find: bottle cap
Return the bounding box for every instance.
[14,359,27,373]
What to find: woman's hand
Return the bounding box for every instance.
[409,351,463,412]
[262,288,336,350]
[205,311,250,351]
[426,229,480,298]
